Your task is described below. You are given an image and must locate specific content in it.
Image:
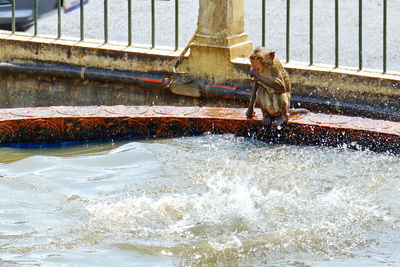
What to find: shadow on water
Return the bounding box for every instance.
[0,134,399,266]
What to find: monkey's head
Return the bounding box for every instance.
[249,46,275,72]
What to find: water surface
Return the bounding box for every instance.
[0,135,399,266]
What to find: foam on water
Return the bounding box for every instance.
[85,167,387,264]
[0,135,399,266]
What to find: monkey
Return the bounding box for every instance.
[246,46,308,129]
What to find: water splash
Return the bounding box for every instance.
[0,135,399,266]
[83,136,398,265]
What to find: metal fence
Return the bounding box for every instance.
[260,0,390,72]
[5,0,400,74]
[7,0,180,50]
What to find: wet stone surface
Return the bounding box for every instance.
[0,105,399,154]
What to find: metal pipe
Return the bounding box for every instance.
[151,0,155,48]
[80,0,84,41]
[128,0,132,46]
[174,0,179,50]
[57,0,62,38]
[309,0,313,65]
[383,0,387,73]
[262,0,266,47]
[335,0,339,68]
[34,0,38,36]
[104,0,108,43]
[359,0,362,71]
[11,0,15,33]
[286,0,290,63]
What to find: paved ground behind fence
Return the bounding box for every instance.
[29,0,400,73]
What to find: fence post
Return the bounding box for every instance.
[57,0,62,38]
[11,0,15,33]
[151,0,155,48]
[175,0,179,51]
[262,0,266,47]
[309,0,313,66]
[286,0,290,63]
[358,0,362,71]
[104,0,108,43]
[128,0,132,46]
[80,0,85,41]
[335,0,339,68]
[34,0,38,36]
[383,0,387,73]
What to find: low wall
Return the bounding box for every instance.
[0,32,399,121]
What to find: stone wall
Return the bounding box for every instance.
[0,0,399,116]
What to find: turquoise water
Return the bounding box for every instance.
[0,134,399,266]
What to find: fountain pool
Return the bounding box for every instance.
[0,134,399,266]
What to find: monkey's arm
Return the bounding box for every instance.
[246,82,259,118]
[249,69,286,94]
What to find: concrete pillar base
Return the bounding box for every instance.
[180,34,252,82]
[177,0,253,83]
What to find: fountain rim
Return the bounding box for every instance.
[0,105,398,155]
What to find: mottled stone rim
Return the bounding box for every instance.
[0,105,399,154]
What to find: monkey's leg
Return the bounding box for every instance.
[261,109,272,129]
[257,89,274,129]
[272,115,288,128]
[271,93,289,128]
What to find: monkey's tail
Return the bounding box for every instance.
[173,33,197,73]
[288,108,310,115]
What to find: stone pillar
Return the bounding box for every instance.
[180,0,252,82]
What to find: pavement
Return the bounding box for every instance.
[28,0,400,73]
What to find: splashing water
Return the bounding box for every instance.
[0,134,399,266]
